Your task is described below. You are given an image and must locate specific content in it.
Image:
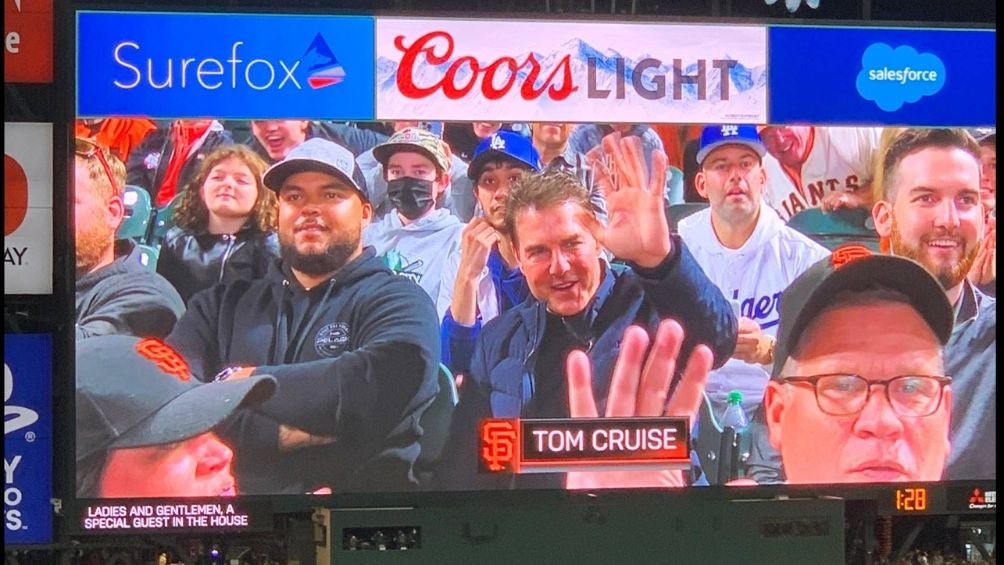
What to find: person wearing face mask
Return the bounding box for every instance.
[364,128,464,319]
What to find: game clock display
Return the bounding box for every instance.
[894,487,929,512]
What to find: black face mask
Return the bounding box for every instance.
[387,177,437,220]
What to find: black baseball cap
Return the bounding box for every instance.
[76,335,276,463]
[771,245,953,378]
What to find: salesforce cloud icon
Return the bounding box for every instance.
[856,43,946,112]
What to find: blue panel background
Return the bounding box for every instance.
[769,26,995,126]
[4,334,53,545]
[77,12,375,120]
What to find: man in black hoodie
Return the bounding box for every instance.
[74,138,185,340]
[167,138,440,495]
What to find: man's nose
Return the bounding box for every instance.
[549,250,571,275]
[933,199,961,229]
[196,435,234,476]
[852,386,904,440]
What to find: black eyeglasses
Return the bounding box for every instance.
[75,138,119,192]
[778,374,952,417]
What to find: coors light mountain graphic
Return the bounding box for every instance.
[377,37,767,119]
[303,33,347,89]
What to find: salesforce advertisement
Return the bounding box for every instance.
[769,26,996,126]
[76,12,376,120]
[4,334,53,545]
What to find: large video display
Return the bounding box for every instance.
[72,10,996,532]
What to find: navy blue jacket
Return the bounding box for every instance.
[167,248,440,494]
[435,237,737,490]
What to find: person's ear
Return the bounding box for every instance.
[695,171,709,200]
[360,200,373,229]
[873,199,894,238]
[108,195,126,231]
[764,381,786,451]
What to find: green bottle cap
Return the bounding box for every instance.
[727,390,744,405]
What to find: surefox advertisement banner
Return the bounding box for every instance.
[4,334,53,545]
[375,18,767,124]
[76,12,376,120]
[4,122,53,295]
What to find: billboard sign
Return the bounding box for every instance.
[376,18,767,123]
[77,12,376,120]
[4,334,53,545]
[3,0,53,83]
[769,26,995,126]
[4,122,52,295]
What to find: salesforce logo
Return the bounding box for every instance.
[112,33,345,92]
[856,43,946,112]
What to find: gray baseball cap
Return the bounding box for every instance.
[263,138,369,201]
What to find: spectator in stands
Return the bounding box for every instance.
[439,131,542,380]
[436,135,737,490]
[872,128,995,480]
[678,125,828,417]
[968,128,996,297]
[75,118,156,163]
[74,138,184,340]
[166,138,440,494]
[975,128,996,216]
[76,335,275,497]
[127,119,233,208]
[757,125,882,221]
[530,122,608,224]
[356,122,475,220]
[761,250,954,483]
[364,127,464,319]
[443,122,504,162]
[246,120,387,165]
[570,123,666,188]
[247,120,311,164]
[156,145,280,304]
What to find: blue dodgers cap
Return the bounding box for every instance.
[263,138,369,201]
[467,130,542,180]
[696,124,767,166]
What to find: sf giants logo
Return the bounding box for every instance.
[479,419,519,473]
[135,338,190,382]
[831,244,872,269]
[393,31,577,102]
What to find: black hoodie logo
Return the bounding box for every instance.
[315,322,350,357]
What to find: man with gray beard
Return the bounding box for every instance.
[167,138,441,494]
[73,137,184,340]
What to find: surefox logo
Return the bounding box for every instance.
[111,33,345,92]
[4,362,38,437]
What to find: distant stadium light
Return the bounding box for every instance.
[765,0,821,12]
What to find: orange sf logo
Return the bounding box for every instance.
[135,338,191,382]
[480,419,518,472]
[831,244,872,269]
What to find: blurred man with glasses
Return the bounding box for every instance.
[762,247,955,483]
[74,138,184,340]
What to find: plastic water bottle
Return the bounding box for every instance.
[717,390,750,483]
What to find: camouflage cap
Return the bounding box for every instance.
[372,127,451,174]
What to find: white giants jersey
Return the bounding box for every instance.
[763,127,883,222]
